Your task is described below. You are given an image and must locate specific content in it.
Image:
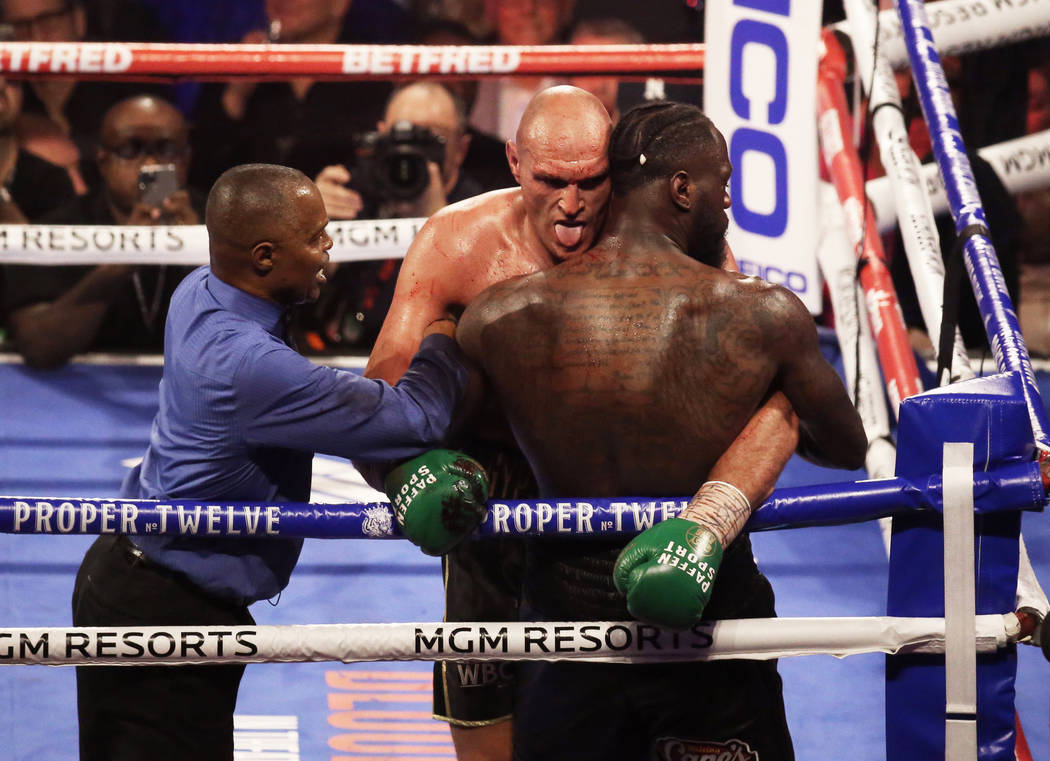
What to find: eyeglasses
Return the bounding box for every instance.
[7,3,75,40]
[103,138,187,161]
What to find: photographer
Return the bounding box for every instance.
[316,81,479,221]
[2,95,200,369]
[305,82,481,352]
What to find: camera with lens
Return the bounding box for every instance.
[352,121,447,202]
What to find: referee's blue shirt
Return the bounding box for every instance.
[124,266,468,604]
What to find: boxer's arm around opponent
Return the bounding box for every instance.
[615,284,865,630]
[764,284,867,471]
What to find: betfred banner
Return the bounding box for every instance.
[704,1,822,312]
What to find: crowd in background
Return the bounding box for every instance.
[0,0,1047,365]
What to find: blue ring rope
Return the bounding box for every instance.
[893,0,1050,448]
[0,460,1040,538]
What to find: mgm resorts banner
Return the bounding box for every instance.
[704,1,822,313]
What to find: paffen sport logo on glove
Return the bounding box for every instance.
[657,531,718,592]
[613,517,725,630]
[389,463,438,523]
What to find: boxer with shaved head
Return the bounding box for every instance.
[72,163,479,761]
[365,87,804,761]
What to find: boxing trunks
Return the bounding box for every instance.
[432,439,537,726]
[514,533,795,760]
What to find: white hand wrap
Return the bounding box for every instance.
[680,480,752,546]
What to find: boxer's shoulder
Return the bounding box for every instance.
[418,188,548,290]
[697,265,786,306]
[427,187,522,235]
[698,270,814,351]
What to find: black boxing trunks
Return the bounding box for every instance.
[432,440,537,726]
[523,532,763,622]
[514,533,795,760]
[514,652,794,761]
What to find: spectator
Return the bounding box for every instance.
[2,0,169,193]
[413,0,490,39]
[373,80,482,217]
[1017,55,1050,355]
[80,0,167,42]
[414,16,515,192]
[305,81,483,353]
[469,0,575,142]
[0,76,76,222]
[574,0,699,44]
[2,95,200,368]
[567,17,645,124]
[190,0,394,188]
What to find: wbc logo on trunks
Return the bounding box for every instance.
[654,737,758,761]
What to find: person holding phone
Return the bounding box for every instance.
[2,94,201,368]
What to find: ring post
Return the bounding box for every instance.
[887,373,1029,761]
[893,0,1050,450]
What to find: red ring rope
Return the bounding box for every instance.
[0,42,704,81]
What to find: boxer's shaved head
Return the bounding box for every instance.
[515,85,611,158]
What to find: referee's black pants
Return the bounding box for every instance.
[72,534,255,761]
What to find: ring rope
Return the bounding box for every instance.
[896,0,1050,450]
[0,0,1043,81]
[818,31,922,416]
[0,615,1020,667]
[844,0,973,385]
[868,130,1050,233]
[0,460,1041,539]
[0,42,704,81]
[830,0,1050,70]
[0,218,425,265]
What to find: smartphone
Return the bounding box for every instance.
[137,163,179,208]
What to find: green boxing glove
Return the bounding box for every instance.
[384,449,489,556]
[613,518,724,630]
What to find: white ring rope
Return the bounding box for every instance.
[834,0,1050,70]
[0,615,1020,667]
[869,129,1050,234]
[0,217,425,265]
[846,0,973,384]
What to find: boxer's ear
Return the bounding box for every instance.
[670,170,691,211]
[506,141,522,184]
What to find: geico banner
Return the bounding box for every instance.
[704,1,821,312]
